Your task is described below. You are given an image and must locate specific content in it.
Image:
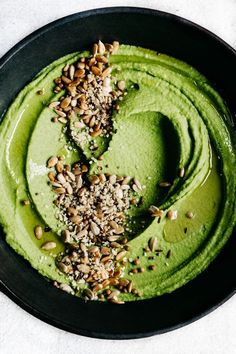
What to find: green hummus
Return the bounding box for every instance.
[0,45,235,300]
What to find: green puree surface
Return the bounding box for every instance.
[0,45,235,300]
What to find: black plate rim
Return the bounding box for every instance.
[0,6,235,339]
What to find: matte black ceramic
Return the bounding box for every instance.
[0,7,235,339]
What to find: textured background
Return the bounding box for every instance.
[0,1,236,353]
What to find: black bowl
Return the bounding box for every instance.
[0,7,235,339]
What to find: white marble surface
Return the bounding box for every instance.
[0,1,236,353]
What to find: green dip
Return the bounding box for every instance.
[0,45,235,300]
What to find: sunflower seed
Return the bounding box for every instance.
[76,229,88,239]
[66,183,73,195]
[122,176,131,185]
[90,129,102,137]
[117,80,125,91]
[67,171,76,181]
[116,250,127,261]
[99,174,106,183]
[107,290,120,299]
[61,75,72,84]
[62,229,71,243]
[101,66,112,78]
[63,64,69,71]
[69,65,75,80]
[60,96,71,109]
[112,41,120,53]
[34,225,43,240]
[48,171,56,181]
[134,178,142,190]
[54,109,67,118]
[148,205,164,218]
[67,207,78,216]
[55,187,65,194]
[56,161,64,173]
[58,262,71,273]
[127,281,133,293]
[80,242,87,253]
[91,66,101,76]
[90,221,100,235]
[49,101,60,109]
[148,237,157,252]
[41,241,56,250]
[101,246,110,255]
[92,43,98,56]
[84,288,94,299]
[89,246,99,254]
[47,156,58,168]
[59,283,73,294]
[70,215,82,224]
[76,175,83,189]
[159,181,171,187]
[57,173,66,185]
[77,264,90,273]
[132,184,139,193]
[179,167,185,178]
[52,182,62,188]
[98,40,106,55]
[93,284,103,292]
[109,175,117,185]
[110,242,121,248]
